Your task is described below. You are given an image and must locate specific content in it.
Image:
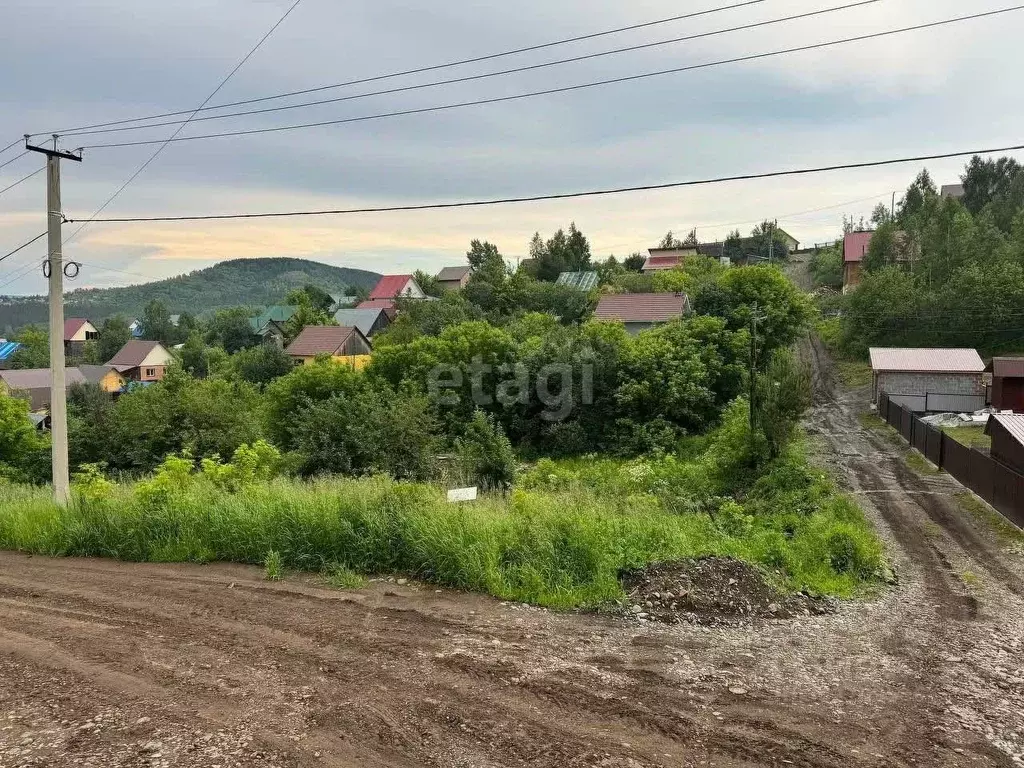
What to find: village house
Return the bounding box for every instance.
[0,367,87,410]
[0,339,22,370]
[106,340,174,382]
[356,298,399,318]
[642,247,696,273]
[285,326,372,367]
[332,307,391,338]
[435,266,473,291]
[869,347,986,412]
[249,306,297,346]
[593,293,691,335]
[985,414,1024,475]
[63,318,99,357]
[842,231,873,293]
[368,275,426,300]
[988,358,1024,412]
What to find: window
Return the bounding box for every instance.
[145,368,156,377]
[85,331,99,340]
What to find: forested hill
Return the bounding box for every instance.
[0,258,381,330]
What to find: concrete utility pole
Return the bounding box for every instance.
[25,136,82,506]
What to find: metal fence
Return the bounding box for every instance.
[878,393,1024,529]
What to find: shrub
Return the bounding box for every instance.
[264,550,284,581]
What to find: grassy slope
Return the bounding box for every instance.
[0,258,382,328]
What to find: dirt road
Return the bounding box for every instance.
[2,341,1024,767]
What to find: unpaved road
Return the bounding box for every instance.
[2,340,1024,767]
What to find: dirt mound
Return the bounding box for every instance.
[618,557,834,626]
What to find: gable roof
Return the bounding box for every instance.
[249,305,297,332]
[0,367,87,391]
[77,364,123,385]
[369,274,415,300]
[941,183,965,199]
[594,293,690,323]
[285,326,366,357]
[556,271,599,291]
[106,340,171,369]
[332,308,390,337]
[0,341,21,361]
[357,298,398,317]
[869,347,984,374]
[64,318,93,340]
[436,265,472,282]
[844,231,874,263]
[987,413,1024,445]
[990,357,1024,378]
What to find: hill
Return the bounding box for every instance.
[0,258,381,331]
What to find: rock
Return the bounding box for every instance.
[729,687,748,695]
[396,578,408,586]
[136,717,151,725]
[728,578,737,586]
[630,605,644,614]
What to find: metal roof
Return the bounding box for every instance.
[987,414,1024,447]
[63,318,94,341]
[843,231,874,264]
[556,271,599,291]
[869,347,985,374]
[0,367,87,391]
[436,265,472,282]
[0,341,22,361]
[369,275,416,300]
[285,326,362,357]
[106,340,170,368]
[990,357,1024,378]
[332,308,389,337]
[594,293,690,323]
[642,254,685,271]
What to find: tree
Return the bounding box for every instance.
[809,244,843,289]
[754,348,812,460]
[230,344,295,388]
[264,359,365,448]
[0,391,50,483]
[454,410,517,492]
[751,221,790,262]
[97,315,132,363]
[659,231,683,249]
[531,224,592,282]
[206,307,258,354]
[141,300,176,345]
[961,155,1023,217]
[286,285,334,313]
[622,253,646,272]
[413,270,443,298]
[373,291,484,347]
[682,228,700,247]
[722,230,745,263]
[466,240,507,281]
[8,327,49,369]
[898,169,938,225]
[282,302,337,343]
[870,202,892,227]
[178,332,210,378]
[713,266,815,354]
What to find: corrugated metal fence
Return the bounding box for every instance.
[878,393,1024,529]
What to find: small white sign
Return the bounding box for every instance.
[447,487,478,503]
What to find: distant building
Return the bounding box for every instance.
[0,367,88,410]
[436,266,473,291]
[985,414,1024,475]
[249,306,298,347]
[594,293,691,334]
[285,326,372,367]
[941,183,965,200]
[332,307,392,338]
[63,318,99,357]
[106,340,174,382]
[368,275,425,301]
[869,347,986,412]
[0,340,22,370]
[988,358,1024,412]
[642,248,696,272]
[128,319,144,338]
[330,294,360,312]
[356,298,399,319]
[555,271,599,291]
[843,231,873,293]
[77,364,126,394]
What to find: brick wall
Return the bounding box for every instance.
[877,372,984,397]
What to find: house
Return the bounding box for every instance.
[169,314,181,328]
[594,293,691,335]
[642,248,697,272]
[988,358,1024,412]
[77,364,126,394]
[64,318,99,357]
[106,340,174,382]
[368,275,425,301]
[843,231,873,293]
[0,367,88,410]
[0,340,22,370]
[985,414,1024,475]
[285,326,372,366]
[436,266,473,291]
[357,298,399,319]
[555,271,599,291]
[330,294,359,312]
[941,183,965,200]
[128,319,144,338]
[249,306,298,347]
[869,347,986,412]
[332,307,391,338]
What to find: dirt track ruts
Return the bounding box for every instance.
[2,337,1024,767]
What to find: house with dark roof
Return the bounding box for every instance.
[988,358,1024,412]
[869,347,986,412]
[941,183,965,200]
[369,275,425,301]
[64,318,99,357]
[332,307,391,338]
[642,248,697,273]
[285,326,372,367]
[986,414,1024,475]
[0,367,88,410]
[556,271,599,291]
[594,293,691,334]
[357,298,399,319]
[77,365,126,393]
[436,266,473,291]
[106,340,175,382]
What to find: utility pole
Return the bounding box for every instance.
[25,136,82,506]
[748,301,767,437]
[768,221,774,265]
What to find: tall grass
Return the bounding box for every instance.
[0,444,883,608]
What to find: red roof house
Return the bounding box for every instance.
[368,275,425,300]
[594,293,690,333]
[842,231,873,293]
[642,247,698,273]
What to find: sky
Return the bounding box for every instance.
[1,0,1022,294]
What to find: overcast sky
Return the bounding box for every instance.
[1,0,1022,294]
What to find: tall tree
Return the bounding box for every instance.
[141,300,175,345]
[98,315,132,363]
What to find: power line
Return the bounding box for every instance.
[0,257,45,294]
[0,232,47,265]
[0,150,31,173]
[80,7,1024,151]
[63,0,305,246]
[42,0,772,137]
[64,142,1024,224]
[0,166,45,198]
[0,138,23,158]
[61,0,880,139]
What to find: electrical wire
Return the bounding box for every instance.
[0,259,44,294]
[0,166,45,198]
[41,0,773,137]
[60,0,880,139]
[0,138,23,158]
[63,142,1024,224]
[0,150,31,173]
[63,0,305,247]
[0,232,47,265]
[79,7,1024,150]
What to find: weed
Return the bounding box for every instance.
[322,563,366,590]
[904,450,941,476]
[961,570,981,589]
[955,493,1024,545]
[940,426,991,450]
[835,361,873,388]
[264,550,283,581]
[922,521,943,539]
[857,413,890,432]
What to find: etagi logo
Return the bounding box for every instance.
[427,357,594,422]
